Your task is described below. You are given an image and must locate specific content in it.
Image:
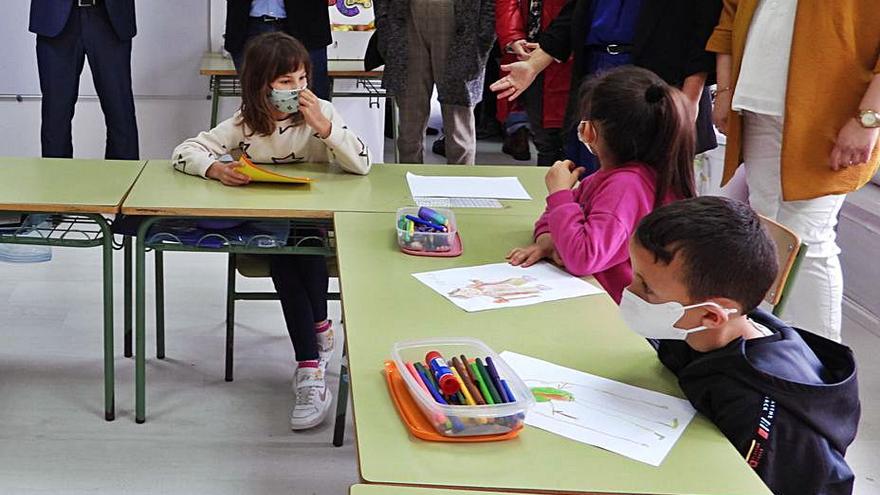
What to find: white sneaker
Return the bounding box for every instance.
[290,364,332,431]
[316,322,336,361]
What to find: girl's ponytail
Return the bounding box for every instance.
[642,84,696,207]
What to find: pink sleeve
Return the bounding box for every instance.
[545,172,655,276]
[533,204,552,240]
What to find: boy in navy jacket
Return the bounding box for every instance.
[620,196,859,495]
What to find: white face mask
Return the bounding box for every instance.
[269,87,304,113]
[618,288,738,340]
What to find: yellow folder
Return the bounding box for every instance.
[237,156,314,184]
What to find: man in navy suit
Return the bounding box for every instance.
[29,0,139,159]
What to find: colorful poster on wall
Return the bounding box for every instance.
[329,0,375,31]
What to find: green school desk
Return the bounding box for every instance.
[350,485,528,495]
[121,162,548,219]
[121,161,544,423]
[334,212,772,495]
[0,156,146,421]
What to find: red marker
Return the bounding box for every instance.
[425,351,461,396]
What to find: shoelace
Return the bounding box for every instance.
[295,382,319,407]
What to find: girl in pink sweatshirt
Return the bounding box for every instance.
[507,66,697,303]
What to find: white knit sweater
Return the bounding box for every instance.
[171,99,372,178]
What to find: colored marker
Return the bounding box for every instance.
[501,379,516,403]
[449,366,476,405]
[485,357,510,403]
[418,207,449,227]
[476,358,503,404]
[405,214,447,232]
[460,355,487,404]
[451,357,484,405]
[470,361,494,405]
[426,351,461,395]
[415,364,447,405]
[405,362,449,425]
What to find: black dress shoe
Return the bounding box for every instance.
[502,127,531,161]
[432,136,446,157]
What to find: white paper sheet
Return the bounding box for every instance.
[500,351,696,466]
[406,172,531,200]
[413,197,504,209]
[412,262,603,312]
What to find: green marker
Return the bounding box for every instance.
[470,362,494,405]
[476,358,503,404]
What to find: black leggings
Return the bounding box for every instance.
[269,254,329,362]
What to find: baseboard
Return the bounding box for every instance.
[843,296,880,338]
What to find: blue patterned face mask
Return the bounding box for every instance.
[269,88,303,113]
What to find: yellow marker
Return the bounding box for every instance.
[450,367,476,406]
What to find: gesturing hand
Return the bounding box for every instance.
[490,60,539,101]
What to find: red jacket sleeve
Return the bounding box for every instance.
[496,0,527,49]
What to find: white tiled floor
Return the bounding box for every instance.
[0,140,877,494]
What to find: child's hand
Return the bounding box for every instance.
[506,234,555,267]
[206,161,251,186]
[299,89,332,139]
[545,160,585,194]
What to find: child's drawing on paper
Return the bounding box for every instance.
[448,276,550,304]
[500,351,697,466]
[330,0,375,30]
[412,262,603,312]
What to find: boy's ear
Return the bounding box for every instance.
[699,297,740,329]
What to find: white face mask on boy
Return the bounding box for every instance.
[618,288,738,340]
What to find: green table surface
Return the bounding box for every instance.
[351,485,527,495]
[335,212,770,495]
[0,156,146,214]
[121,161,547,219]
[199,51,382,78]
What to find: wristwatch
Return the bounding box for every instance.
[858,109,880,128]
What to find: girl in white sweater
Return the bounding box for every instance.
[171,32,371,430]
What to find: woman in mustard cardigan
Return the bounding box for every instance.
[709,0,880,342]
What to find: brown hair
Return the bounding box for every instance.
[238,32,312,137]
[578,66,696,207]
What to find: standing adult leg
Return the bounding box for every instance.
[742,112,846,341]
[419,0,476,165]
[525,72,564,166]
[36,9,86,158]
[80,6,138,159]
[309,46,330,101]
[395,0,435,164]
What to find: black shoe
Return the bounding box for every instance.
[502,127,531,161]
[426,127,440,136]
[476,119,503,140]
[432,137,446,157]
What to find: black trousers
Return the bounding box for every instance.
[524,72,566,167]
[36,5,139,159]
[269,254,329,362]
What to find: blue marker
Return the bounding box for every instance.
[418,207,449,227]
[405,214,447,232]
[501,379,516,402]
[485,357,510,403]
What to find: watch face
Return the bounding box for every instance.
[861,112,880,127]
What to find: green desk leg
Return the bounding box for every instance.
[332,343,349,447]
[155,250,165,359]
[210,75,221,128]
[124,236,133,358]
[390,96,400,164]
[96,215,115,421]
[135,219,151,423]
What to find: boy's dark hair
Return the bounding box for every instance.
[239,32,312,136]
[635,196,779,313]
[578,66,696,207]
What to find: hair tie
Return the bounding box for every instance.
[645,84,665,104]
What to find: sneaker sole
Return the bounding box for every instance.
[290,395,333,431]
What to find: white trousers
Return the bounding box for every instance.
[742,112,846,341]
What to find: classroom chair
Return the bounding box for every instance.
[759,216,807,316]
